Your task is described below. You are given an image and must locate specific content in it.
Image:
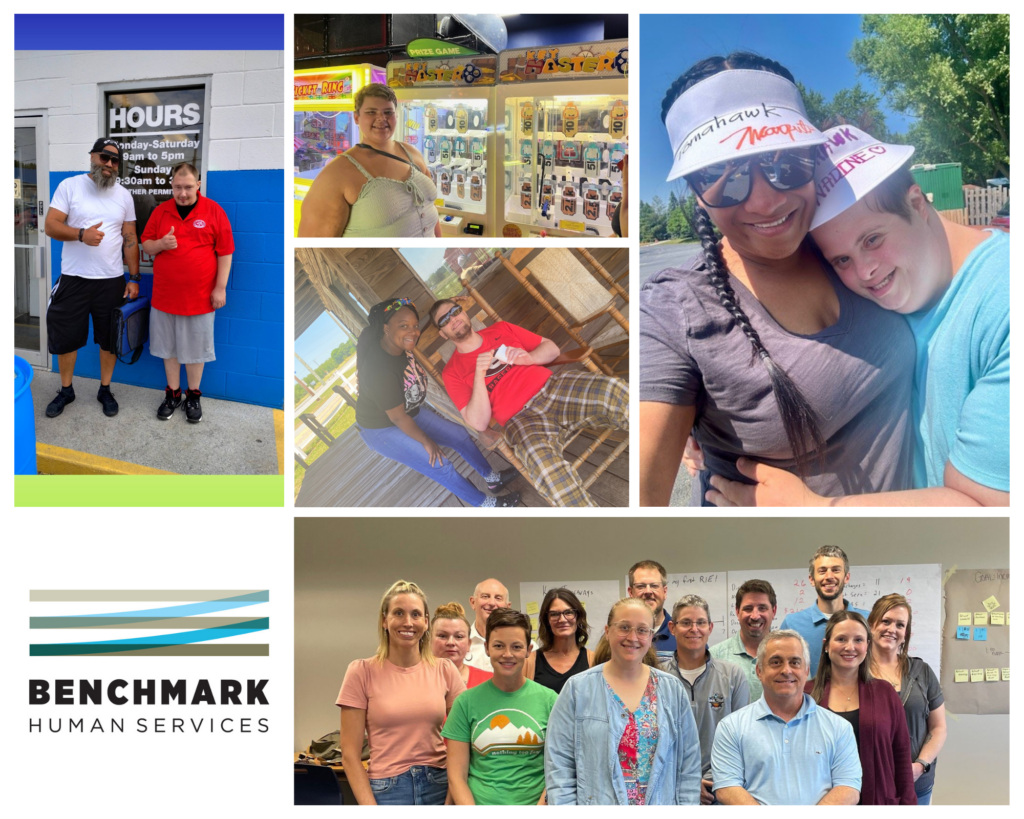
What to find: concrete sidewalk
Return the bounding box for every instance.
[30,370,282,475]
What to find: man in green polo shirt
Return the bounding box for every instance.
[709,579,777,700]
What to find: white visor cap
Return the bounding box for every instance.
[810,125,916,230]
[665,69,827,183]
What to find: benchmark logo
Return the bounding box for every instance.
[28,590,271,735]
[29,589,269,656]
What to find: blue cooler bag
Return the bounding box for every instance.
[111,296,150,364]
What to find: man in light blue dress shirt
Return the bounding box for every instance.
[711,629,862,805]
[779,545,870,677]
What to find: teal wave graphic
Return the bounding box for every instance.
[30,618,269,656]
[69,591,269,619]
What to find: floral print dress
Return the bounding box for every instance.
[607,673,660,805]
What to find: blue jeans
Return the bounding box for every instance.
[357,407,492,506]
[370,765,448,805]
[915,784,933,805]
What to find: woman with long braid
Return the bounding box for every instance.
[639,53,916,506]
[355,298,520,507]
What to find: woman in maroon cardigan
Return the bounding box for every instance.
[807,610,917,805]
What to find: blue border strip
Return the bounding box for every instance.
[15,14,283,50]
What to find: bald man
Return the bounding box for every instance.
[464,578,511,672]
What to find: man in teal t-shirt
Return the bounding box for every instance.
[443,608,558,805]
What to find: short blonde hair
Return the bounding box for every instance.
[375,580,434,665]
[593,597,659,667]
[355,82,397,114]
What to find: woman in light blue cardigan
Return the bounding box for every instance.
[544,597,702,805]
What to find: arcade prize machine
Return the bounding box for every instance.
[495,40,628,238]
[387,54,498,237]
[294,63,386,235]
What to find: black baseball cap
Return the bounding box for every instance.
[89,138,121,157]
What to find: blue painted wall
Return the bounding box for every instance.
[47,168,284,409]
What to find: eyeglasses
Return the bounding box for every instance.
[630,583,665,592]
[684,147,817,209]
[384,298,413,313]
[436,303,463,329]
[548,609,578,622]
[675,619,710,630]
[96,153,120,166]
[611,623,654,638]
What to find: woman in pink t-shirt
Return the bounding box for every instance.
[431,601,493,689]
[338,580,466,804]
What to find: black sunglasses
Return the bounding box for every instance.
[436,303,462,329]
[96,153,121,166]
[685,147,817,208]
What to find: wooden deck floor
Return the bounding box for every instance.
[295,407,628,508]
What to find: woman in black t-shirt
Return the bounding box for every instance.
[354,299,520,507]
[526,587,594,694]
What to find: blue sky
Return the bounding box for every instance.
[294,247,448,374]
[640,14,914,203]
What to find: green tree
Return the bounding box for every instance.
[797,81,890,138]
[851,14,1009,182]
[640,195,669,244]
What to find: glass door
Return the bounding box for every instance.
[14,117,48,368]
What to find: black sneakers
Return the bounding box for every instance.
[157,387,183,420]
[487,467,520,493]
[184,389,203,423]
[495,491,521,507]
[97,385,118,417]
[46,385,75,418]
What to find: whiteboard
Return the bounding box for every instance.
[725,564,943,675]
[665,572,730,647]
[519,580,621,649]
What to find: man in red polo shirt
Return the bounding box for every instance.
[430,297,629,507]
[141,163,234,423]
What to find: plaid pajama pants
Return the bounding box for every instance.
[503,371,629,508]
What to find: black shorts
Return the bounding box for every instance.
[46,274,126,355]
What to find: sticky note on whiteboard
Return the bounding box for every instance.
[525,602,539,615]
[974,627,988,641]
[957,612,972,626]
[970,669,985,683]
[990,612,1005,625]
[1001,668,1010,681]
[985,668,999,682]
[983,595,1000,612]
[954,669,969,683]
[956,626,971,640]
[974,612,988,625]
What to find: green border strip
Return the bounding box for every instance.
[15,475,284,507]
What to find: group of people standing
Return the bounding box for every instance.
[336,547,945,805]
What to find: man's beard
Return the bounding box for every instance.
[447,322,473,341]
[90,162,117,190]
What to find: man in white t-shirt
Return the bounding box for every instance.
[44,138,140,418]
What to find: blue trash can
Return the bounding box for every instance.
[15,355,37,475]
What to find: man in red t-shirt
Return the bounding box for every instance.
[141,163,234,423]
[431,297,629,507]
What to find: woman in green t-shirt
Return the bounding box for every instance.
[443,608,558,805]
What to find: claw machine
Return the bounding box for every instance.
[495,40,628,238]
[387,54,498,237]
[294,64,386,235]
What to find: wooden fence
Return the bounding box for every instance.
[962,186,1009,226]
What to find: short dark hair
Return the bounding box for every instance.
[628,560,667,587]
[429,298,458,328]
[354,82,397,114]
[810,545,850,576]
[485,607,532,647]
[734,579,778,611]
[170,162,200,182]
[865,166,918,222]
[536,587,590,651]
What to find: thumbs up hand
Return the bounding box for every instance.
[82,222,105,246]
[160,225,177,251]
